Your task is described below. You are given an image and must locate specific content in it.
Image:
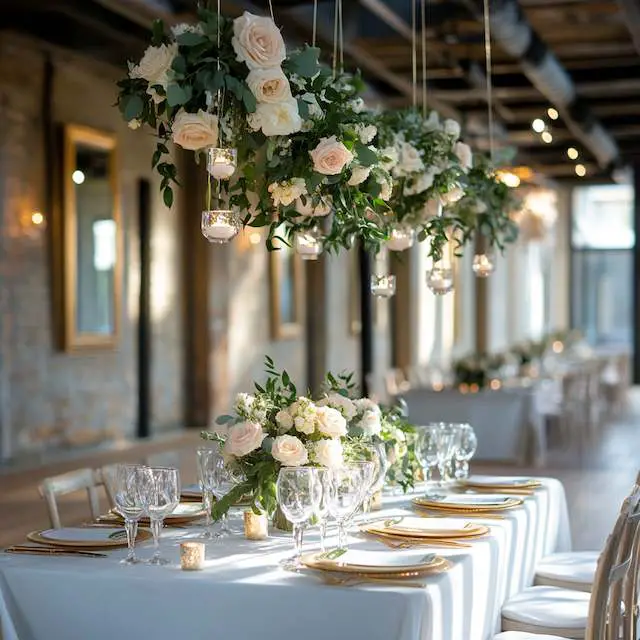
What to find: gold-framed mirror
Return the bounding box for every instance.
[269,232,303,340]
[56,124,121,351]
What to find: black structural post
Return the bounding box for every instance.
[358,242,373,396]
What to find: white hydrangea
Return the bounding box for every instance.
[268,178,307,207]
[171,23,205,37]
[275,409,294,432]
[317,393,357,421]
[234,392,268,423]
[380,146,399,172]
[287,397,319,435]
[349,97,366,113]
[443,118,461,140]
[355,124,377,144]
[379,177,393,201]
[403,169,436,196]
[393,142,425,177]
[424,110,440,131]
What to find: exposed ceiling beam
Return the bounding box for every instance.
[617,0,640,55]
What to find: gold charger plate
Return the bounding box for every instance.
[413,494,523,512]
[301,550,451,577]
[460,477,541,491]
[104,502,206,526]
[361,516,489,540]
[27,527,152,549]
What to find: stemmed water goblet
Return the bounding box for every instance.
[196,447,219,540]
[327,465,365,551]
[311,467,331,553]
[113,464,147,565]
[276,467,317,570]
[351,460,376,514]
[210,453,242,537]
[139,466,180,565]
[415,425,441,492]
[436,424,458,485]
[454,424,478,479]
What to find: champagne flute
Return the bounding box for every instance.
[113,464,146,565]
[311,467,331,553]
[327,466,363,551]
[140,467,180,565]
[276,467,316,570]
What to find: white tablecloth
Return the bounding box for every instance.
[0,478,570,640]
[399,388,547,466]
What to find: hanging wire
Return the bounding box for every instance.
[338,0,344,72]
[312,0,318,47]
[267,0,275,20]
[411,0,418,108]
[482,0,495,163]
[332,0,339,75]
[420,0,427,115]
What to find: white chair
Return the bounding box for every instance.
[497,486,640,639]
[38,468,103,529]
[94,464,119,509]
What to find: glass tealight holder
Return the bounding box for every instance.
[201,209,242,244]
[295,227,323,260]
[207,148,238,181]
[426,264,454,295]
[472,253,495,278]
[386,225,415,252]
[371,274,396,298]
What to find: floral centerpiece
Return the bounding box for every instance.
[453,352,506,389]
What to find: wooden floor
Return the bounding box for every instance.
[1,392,638,550]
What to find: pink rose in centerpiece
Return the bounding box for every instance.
[224,421,266,457]
[271,434,309,466]
[232,12,286,70]
[309,136,354,175]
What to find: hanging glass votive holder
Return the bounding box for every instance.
[295,227,323,260]
[386,224,415,252]
[426,262,454,295]
[371,274,396,298]
[207,148,238,180]
[201,208,242,244]
[472,252,495,278]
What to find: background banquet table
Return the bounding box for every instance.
[398,387,548,466]
[0,478,570,640]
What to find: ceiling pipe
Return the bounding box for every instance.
[468,0,622,171]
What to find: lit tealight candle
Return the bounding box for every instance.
[180,542,205,571]
[370,490,383,511]
[244,511,268,540]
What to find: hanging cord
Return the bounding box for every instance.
[312,0,318,47]
[482,0,495,163]
[420,0,427,115]
[338,0,344,73]
[411,0,417,109]
[267,0,275,20]
[332,0,339,76]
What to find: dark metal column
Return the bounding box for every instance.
[632,162,640,383]
[358,243,373,396]
[305,258,327,396]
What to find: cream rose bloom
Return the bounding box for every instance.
[310,136,354,175]
[444,119,461,140]
[171,109,219,151]
[403,169,436,196]
[272,435,309,466]
[232,12,286,70]
[317,394,357,420]
[130,43,177,88]
[246,68,292,104]
[380,146,399,172]
[356,124,377,144]
[316,406,347,438]
[348,165,371,186]
[358,410,382,437]
[379,177,393,201]
[312,439,344,469]
[224,422,266,457]
[441,186,464,205]
[268,178,307,208]
[248,98,302,136]
[275,409,294,432]
[454,142,473,171]
[394,142,425,177]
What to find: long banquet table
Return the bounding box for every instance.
[0,477,570,640]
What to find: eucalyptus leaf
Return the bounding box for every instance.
[123,95,144,121]
[166,83,191,107]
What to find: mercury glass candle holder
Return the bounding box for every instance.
[426,264,454,295]
[295,227,323,260]
[243,511,268,540]
[371,274,396,298]
[386,225,415,252]
[206,147,238,180]
[180,542,205,571]
[472,253,495,278]
[201,209,242,244]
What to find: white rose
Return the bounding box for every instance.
[268,178,307,207]
[312,439,344,468]
[348,165,371,186]
[295,195,332,217]
[454,142,473,171]
[272,435,309,466]
[349,98,365,113]
[316,406,347,438]
[275,409,294,431]
[310,136,354,175]
[394,142,425,176]
[358,410,382,437]
[403,169,436,196]
[171,109,219,151]
[380,146,399,171]
[129,43,177,88]
[444,119,461,140]
[379,178,393,201]
[317,394,357,420]
[246,68,292,103]
[128,119,141,130]
[354,398,381,414]
[441,186,464,205]
[224,422,266,457]
[424,110,440,131]
[232,12,286,70]
[356,124,377,144]
[248,98,302,136]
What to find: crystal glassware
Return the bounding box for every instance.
[454,424,478,479]
[436,424,461,485]
[426,263,454,294]
[276,467,317,570]
[113,464,147,565]
[386,225,415,252]
[371,274,396,298]
[201,209,241,244]
[311,467,331,553]
[139,466,180,565]
[327,466,364,551]
[415,425,441,491]
[206,147,237,180]
[295,227,323,260]
[196,447,218,540]
[209,452,239,538]
[472,253,495,278]
[351,460,376,513]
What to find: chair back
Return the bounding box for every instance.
[95,464,119,509]
[38,467,102,529]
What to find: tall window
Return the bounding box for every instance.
[571,184,634,346]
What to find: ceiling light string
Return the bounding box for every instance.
[411,0,418,109]
[312,0,318,47]
[482,0,495,164]
[420,0,428,116]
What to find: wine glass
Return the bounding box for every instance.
[311,467,331,553]
[368,442,390,495]
[351,460,376,513]
[327,466,364,551]
[415,425,441,491]
[113,464,146,565]
[139,467,180,565]
[196,447,218,540]
[436,424,458,485]
[454,424,478,479]
[210,453,240,537]
[276,467,316,570]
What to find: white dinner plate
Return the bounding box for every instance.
[27,527,151,549]
[463,475,541,489]
[362,516,488,539]
[301,549,446,575]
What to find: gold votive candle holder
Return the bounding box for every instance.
[180,542,205,571]
[244,510,269,540]
[370,490,383,511]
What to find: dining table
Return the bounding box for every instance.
[0,476,571,640]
